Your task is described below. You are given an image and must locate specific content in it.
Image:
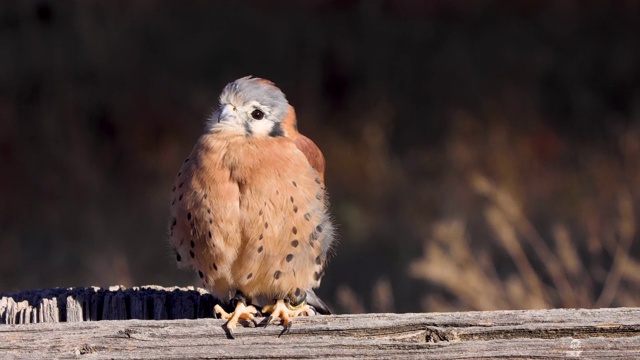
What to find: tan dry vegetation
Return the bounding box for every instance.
[333,114,640,313]
[406,125,640,312]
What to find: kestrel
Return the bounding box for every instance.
[168,76,335,337]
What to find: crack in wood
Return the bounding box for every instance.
[2,287,640,358]
[423,324,640,343]
[76,344,100,355]
[425,326,452,343]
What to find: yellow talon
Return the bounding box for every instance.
[214,302,258,337]
[262,299,312,330]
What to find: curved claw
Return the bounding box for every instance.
[261,299,312,335]
[214,302,258,338]
[278,321,292,338]
[263,315,274,328]
[225,327,235,340]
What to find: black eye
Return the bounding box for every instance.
[251,109,265,120]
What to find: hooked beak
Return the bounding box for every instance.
[217,104,236,123]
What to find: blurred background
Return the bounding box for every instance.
[1,0,640,314]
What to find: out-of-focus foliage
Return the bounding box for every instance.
[1,1,639,313]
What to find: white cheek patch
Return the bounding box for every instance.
[249,119,277,136]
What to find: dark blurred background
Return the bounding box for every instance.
[1,0,639,313]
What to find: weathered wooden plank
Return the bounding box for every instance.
[1,288,639,358]
[0,308,639,358]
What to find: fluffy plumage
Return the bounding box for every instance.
[169,76,334,317]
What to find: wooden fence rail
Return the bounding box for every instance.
[1,286,639,358]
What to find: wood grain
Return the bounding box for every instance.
[1,287,639,358]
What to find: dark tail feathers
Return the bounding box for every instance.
[306,289,332,315]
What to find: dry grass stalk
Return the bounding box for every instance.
[471,174,577,307]
[336,285,366,314]
[595,190,636,308]
[410,220,510,310]
[371,277,395,313]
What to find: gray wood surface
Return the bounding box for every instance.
[1,287,639,358]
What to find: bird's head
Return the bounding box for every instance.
[209,76,290,137]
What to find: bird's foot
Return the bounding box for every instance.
[214,302,258,338]
[261,299,312,335]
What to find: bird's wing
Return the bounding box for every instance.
[282,105,326,181]
[293,134,326,181]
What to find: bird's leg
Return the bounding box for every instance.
[214,291,258,338]
[261,293,312,334]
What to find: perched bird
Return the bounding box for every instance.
[168,76,335,336]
